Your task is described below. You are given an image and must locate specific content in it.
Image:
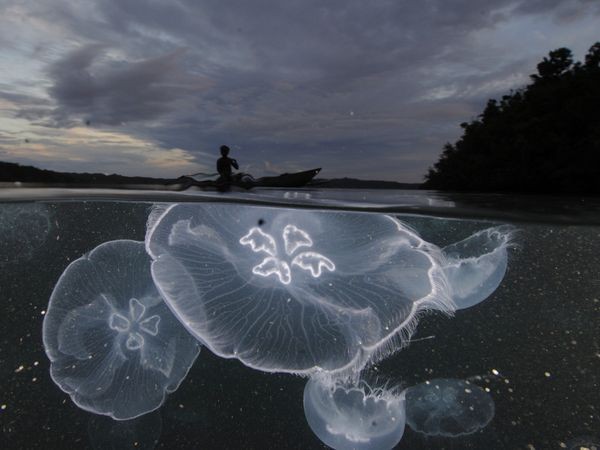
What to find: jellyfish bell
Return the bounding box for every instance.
[303,377,406,450]
[146,203,454,375]
[443,225,514,310]
[43,239,200,420]
[405,378,495,437]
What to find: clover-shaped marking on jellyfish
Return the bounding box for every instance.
[240,224,335,285]
[108,297,161,351]
[43,239,200,420]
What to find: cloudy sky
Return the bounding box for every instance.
[0,1,599,182]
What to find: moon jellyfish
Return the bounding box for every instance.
[0,203,51,266]
[146,203,454,375]
[405,378,495,437]
[43,239,201,420]
[442,226,513,309]
[303,377,406,450]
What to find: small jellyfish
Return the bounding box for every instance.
[405,378,495,437]
[43,239,200,420]
[303,377,406,450]
[442,225,514,309]
[0,203,51,266]
[146,203,454,375]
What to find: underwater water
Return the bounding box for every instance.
[0,188,599,450]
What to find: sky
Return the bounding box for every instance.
[0,1,599,182]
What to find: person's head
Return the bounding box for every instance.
[220,145,230,156]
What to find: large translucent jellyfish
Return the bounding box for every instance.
[0,203,52,266]
[43,239,201,420]
[442,226,513,309]
[146,203,454,375]
[303,377,406,450]
[405,378,495,436]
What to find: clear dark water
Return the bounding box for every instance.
[0,189,599,449]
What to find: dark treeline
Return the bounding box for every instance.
[0,161,174,185]
[424,42,600,195]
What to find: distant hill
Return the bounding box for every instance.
[0,161,174,187]
[0,161,420,190]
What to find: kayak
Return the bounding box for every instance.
[253,168,321,188]
[174,168,321,190]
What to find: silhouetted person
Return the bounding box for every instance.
[216,145,239,182]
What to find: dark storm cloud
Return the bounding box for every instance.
[46,44,209,126]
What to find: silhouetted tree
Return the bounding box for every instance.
[424,42,600,195]
[584,42,600,69]
[533,48,573,80]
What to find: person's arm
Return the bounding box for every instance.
[231,158,239,170]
